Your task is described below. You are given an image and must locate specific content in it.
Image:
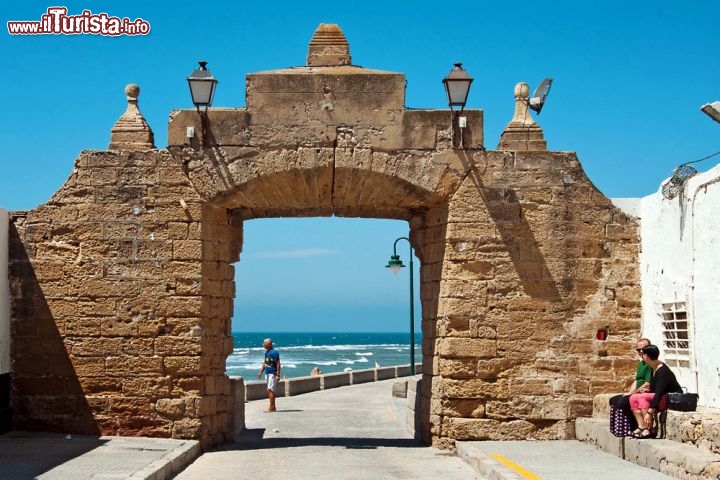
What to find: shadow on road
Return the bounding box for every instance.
[224,428,419,451]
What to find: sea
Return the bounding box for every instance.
[227,332,422,379]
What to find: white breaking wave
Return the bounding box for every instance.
[337,357,368,365]
[226,357,372,367]
[226,336,420,378]
[230,345,407,356]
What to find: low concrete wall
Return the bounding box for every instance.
[575,417,624,457]
[230,377,245,441]
[238,365,416,408]
[375,366,396,381]
[244,381,266,401]
[321,372,351,390]
[350,369,376,384]
[237,365,416,402]
[286,375,322,396]
[406,376,421,439]
[243,379,286,401]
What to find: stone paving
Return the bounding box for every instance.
[458,440,673,480]
[0,431,199,479]
[173,378,482,480]
[0,378,681,479]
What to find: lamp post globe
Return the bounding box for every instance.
[385,254,405,275]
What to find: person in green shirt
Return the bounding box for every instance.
[609,337,652,435]
[629,338,652,395]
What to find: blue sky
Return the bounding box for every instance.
[2,1,719,332]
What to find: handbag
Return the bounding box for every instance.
[667,388,699,412]
[609,403,635,437]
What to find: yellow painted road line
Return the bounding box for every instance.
[489,453,543,480]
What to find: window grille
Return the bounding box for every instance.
[659,301,691,367]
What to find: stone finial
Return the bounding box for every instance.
[497,82,547,151]
[510,83,536,126]
[307,23,351,67]
[109,84,155,151]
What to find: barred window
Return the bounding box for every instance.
[659,301,691,367]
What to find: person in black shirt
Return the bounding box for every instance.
[628,344,682,438]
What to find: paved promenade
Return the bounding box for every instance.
[0,431,199,479]
[0,378,675,479]
[174,378,480,480]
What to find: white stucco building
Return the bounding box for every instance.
[614,162,720,409]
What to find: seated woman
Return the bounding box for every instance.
[608,337,652,436]
[628,344,682,438]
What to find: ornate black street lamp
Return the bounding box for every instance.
[442,63,473,148]
[187,60,218,113]
[442,62,473,110]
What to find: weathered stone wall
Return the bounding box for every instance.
[9,150,236,446]
[8,145,639,448]
[427,151,640,447]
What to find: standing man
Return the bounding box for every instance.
[257,338,281,412]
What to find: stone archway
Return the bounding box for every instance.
[8,24,640,448]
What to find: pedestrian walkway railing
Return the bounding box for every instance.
[234,363,419,402]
